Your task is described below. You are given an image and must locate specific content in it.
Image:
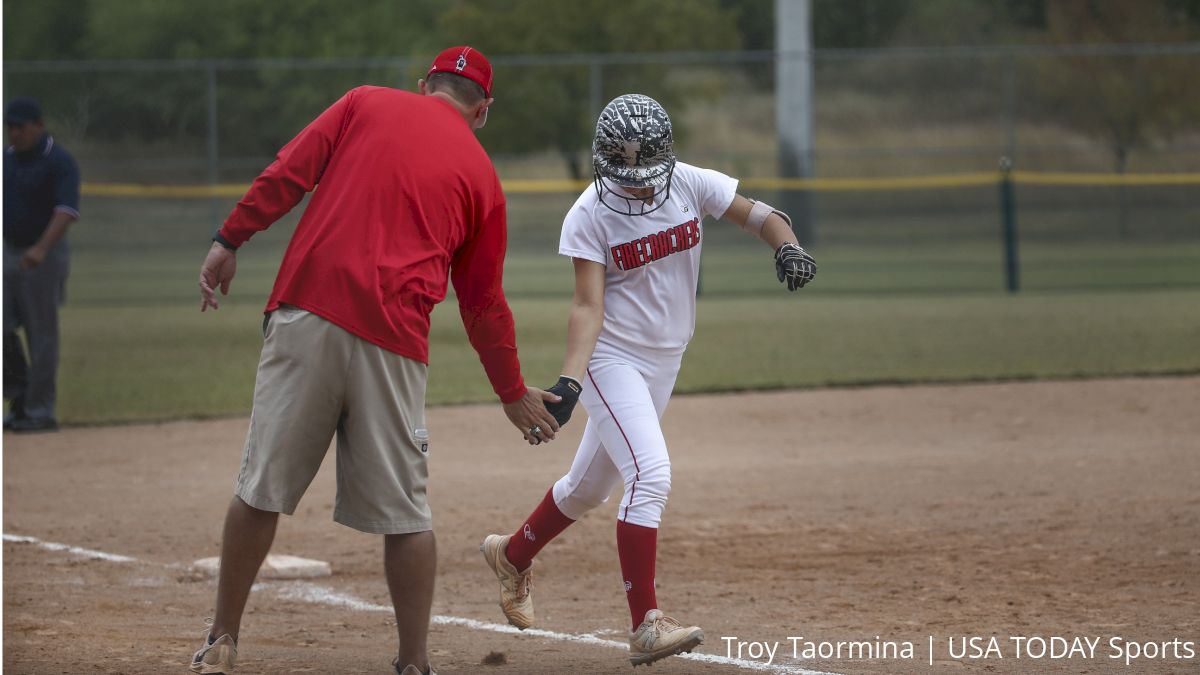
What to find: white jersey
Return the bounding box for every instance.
[559,161,738,351]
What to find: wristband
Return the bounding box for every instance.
[558,375,582,394]
[212,228,238,252]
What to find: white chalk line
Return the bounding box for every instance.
[3,533,139,563]
[4,533,840,675]
[274,583,837,675]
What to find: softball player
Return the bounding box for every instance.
[482,94,816,666]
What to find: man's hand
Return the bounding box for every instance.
[774,242,817,291]
[199,242,237,311]
[503,387,562,445]
[19,245,47,270]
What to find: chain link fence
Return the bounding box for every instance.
[5,44,1199,303]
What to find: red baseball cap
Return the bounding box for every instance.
[427,45,493,98]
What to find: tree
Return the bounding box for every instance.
[437,0,741,179]
[1025,0,1200,232]
[1032,0,1199,170]
[814,0,912,48]
[5,1,445,163]
[3,0,89,61]
[75,0,444,159]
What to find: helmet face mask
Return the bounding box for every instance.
[592,94,676,216]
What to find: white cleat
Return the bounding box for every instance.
[190,632,237,674]
[394,661,438,675]
[629,609,704,666]
[480,534,534,630]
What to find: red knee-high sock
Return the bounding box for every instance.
[504,488,575,571]
[617,520,659,630]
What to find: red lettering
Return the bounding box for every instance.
[657,231,672,260]
[609,217,701,271]
[625,243,641,269]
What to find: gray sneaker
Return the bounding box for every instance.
[190,631,236,674]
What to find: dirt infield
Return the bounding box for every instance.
[4,377,1199,674]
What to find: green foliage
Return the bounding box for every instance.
[1167,0,1200,23]
[813,0,913,48]
[887,0,1027,46]
[437,0,741,177]
[7,0,1198,176]
[82,0,442,59]
[6,1,444,159]
[1025,0,1200,171]
[3,0,89,60]
[718,0,775,51]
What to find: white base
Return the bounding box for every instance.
[192,553,332,579]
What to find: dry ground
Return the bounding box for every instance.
[4,377,1199,674]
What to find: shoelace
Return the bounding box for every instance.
[654,615,684,635]
[514,569,532,600]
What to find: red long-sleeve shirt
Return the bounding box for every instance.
[219,86,526,403]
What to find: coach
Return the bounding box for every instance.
[3,97,80,434]
[191,46,560,675]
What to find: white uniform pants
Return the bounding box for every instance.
[552,339,683,529]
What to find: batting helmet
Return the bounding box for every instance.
[592,94,676,216]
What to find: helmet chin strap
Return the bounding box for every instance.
[594,176,673,216]
[592,161,676,217]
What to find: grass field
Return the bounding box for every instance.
[56,281,1200,425]
[32,188,1200,425]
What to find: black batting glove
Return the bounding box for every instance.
[544,375,582,427]
[775,242,817,291]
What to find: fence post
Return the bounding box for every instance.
[999,156,1020,293]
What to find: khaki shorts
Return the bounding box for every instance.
[235,306,432,534]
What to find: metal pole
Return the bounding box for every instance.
[776,0,815,244]
[999,157,1020,293]
[205,61,220,227]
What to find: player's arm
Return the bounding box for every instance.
[720,193,817,292]
[721,194,796,249]
[540,257,606,430]
[561,258,607,381]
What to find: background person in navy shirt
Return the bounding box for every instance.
[3,97,80,433]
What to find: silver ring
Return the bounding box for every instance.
[529,425,542,436]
